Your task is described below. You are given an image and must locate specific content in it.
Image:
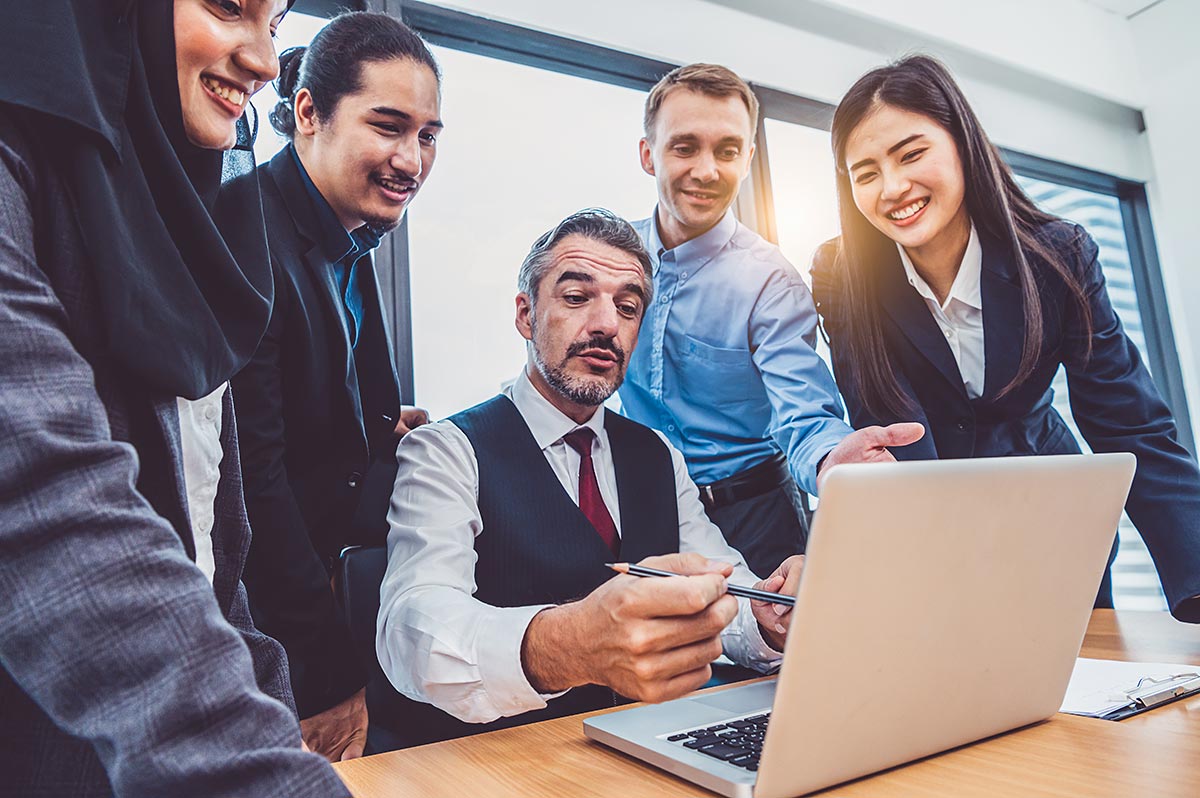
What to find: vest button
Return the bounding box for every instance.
[347,472,362,488]
[955,419,971,432]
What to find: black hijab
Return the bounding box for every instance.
[0,0,288,399]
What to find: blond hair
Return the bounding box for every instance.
[643,63,759,141]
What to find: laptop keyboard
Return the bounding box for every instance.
[665,713,770,771]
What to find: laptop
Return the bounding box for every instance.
[584,453,1136,797]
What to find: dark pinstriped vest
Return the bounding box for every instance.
[396,394,679,745]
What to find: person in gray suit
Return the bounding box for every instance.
[0,1,348,795]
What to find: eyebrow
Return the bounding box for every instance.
[556,271,648,302]
[370,106,445,129]
[848,133,925,173]
[665,134,745,147]
[556,270,594,285]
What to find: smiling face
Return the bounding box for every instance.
[293,57,442,232]
[516,235,648,420]
[640,89,755,250]
[843,102,970,261]
[174,0,287,150]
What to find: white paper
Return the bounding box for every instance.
[1060,657,1200,717]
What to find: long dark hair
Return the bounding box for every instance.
[828,55,1092,419]
[269,11,440,139]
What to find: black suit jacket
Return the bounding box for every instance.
[812,221,1200,621]
[231,148,403,717]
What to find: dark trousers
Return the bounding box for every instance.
[704,479,808,579]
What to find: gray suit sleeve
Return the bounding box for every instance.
[0,129,348,795]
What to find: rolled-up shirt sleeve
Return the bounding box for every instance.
[376,421,563,723]
[659,432,785,673]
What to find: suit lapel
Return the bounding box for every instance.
[267,149,369,451]
[151,397,196,558]
[307,245,367,450]
[979,235,1025,399]
[878,249,966,396]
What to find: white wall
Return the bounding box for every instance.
[1130,0,1200,431]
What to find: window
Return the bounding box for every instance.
[759,118,840,370]
[267,2,1190,614]
[1013,176,1168,611]
[404,45,657,419]
[250,11,328,165]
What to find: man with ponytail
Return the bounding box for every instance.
[230,11,442,761]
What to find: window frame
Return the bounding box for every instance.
[293,0,1192,453]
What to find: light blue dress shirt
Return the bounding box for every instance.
[618,210,852,495]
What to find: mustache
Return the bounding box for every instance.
[372,170,420,189]
[567,335,626,365]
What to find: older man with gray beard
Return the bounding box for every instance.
[374,209,803,746]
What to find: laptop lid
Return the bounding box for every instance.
[754,452,1135,798]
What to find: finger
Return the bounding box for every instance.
[340,730,367,761]
[640,551,734,578]
[641,663,713,704]
[639,551,734,578]
[876,422,924,448]
[634,634,725,684]
[626,572,730,618]
[752,599,785,631]
[402,406,430,427]
[753,572,784,593]
[626,594,739,654]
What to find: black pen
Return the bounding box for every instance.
[605,562,795,607]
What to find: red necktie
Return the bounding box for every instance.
[562,428,619,555]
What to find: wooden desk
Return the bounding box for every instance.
[334,611,1200,797]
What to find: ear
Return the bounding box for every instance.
[293,88,319,138]
[639,137,656,177]
[515,292,534,342]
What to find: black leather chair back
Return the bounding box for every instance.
[335,545,420,752]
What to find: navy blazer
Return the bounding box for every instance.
[230,149,403,718]
[812,221,1200,622]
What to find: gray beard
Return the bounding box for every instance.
[531,345,622,408]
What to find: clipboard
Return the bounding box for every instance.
[1098,672,1200,721]
[1060,658,1200,721]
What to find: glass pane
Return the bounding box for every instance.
[760,118,841,389]
[406,46,658,419]
[1014,176,1167,612]
[250,12,329,165]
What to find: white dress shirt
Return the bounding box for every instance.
[176,382,227,584]
[377,369,784,724]
[897,224,986,398]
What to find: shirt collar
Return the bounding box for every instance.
[507,368,606,452]
[896,223,983,311]
[648,208,738,275]
[289,143,377,263]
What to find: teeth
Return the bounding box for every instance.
[202,77,244,106]
[378,178,413,192]
[888,198,929,220]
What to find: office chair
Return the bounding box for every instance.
[333,545,416,753]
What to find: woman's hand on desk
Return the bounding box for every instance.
[752,555,804,651]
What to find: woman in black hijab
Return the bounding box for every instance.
[0,1,349,795]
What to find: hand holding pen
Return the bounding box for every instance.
[607,553,804,651]
[750,555,804,650]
